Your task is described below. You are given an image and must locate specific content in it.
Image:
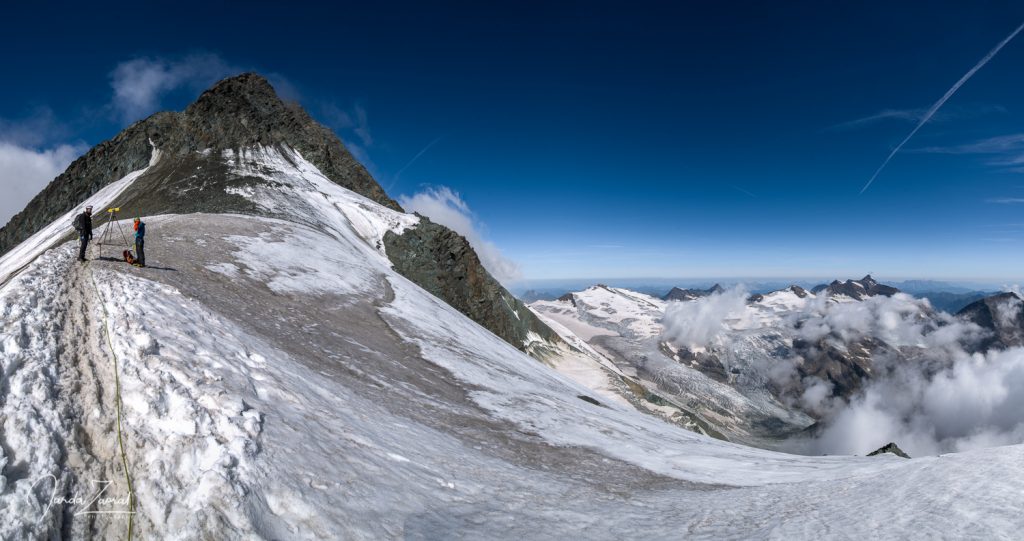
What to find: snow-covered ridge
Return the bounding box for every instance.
[2,147,1024,538]
[0,146,162,286]
[531,285,666,340]
[220,144,419,256]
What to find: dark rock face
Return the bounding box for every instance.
[557,292,577,306]
[811,275,899,300]
[181,74,398,211]
[0,73,398,257]
[674,347,730,383]
[663,283,724,302]
[789,337,879,399]
[109,150,270,220]
[957,292,1024,350]
[383,218,562,351]
[868,442,910,459]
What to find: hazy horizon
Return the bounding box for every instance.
[508,275,1013,290]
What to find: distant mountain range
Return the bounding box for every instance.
[810,275,899,300]
[515,276,996,315]
[662,283,724,301]
[527,275,1024,447]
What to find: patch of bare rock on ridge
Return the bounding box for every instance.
[868,443,911,459]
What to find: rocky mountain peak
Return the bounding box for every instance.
[663,284,725,302]
[0,73,401,256]
[860,274,879,288]
[180,72,315,150]
[957,292,1024,349]
[811,275,898,300]
[191,72,278,108]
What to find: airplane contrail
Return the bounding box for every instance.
[395,136,443,179]
[860,20,1024,194]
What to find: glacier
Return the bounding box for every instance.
[1,146,1023,539]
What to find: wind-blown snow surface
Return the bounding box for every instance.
[2,147,1024,538]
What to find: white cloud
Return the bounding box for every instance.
[799,377,835,413]
[398,186,522,284]
[110,54,241,123]
[993,295,1023,332]
[0,107,69,148]
[319,103,373,147]
[0,141,87,227]
[807,347,1024,456]
[830,104,1005,131]
[776,293,1023,456]
[317,103,381,177]
[0,108,86,227]
[916,133,1024,155]
[915,133,1024,173]
[662,286,1024,456]
[662,287,750,349]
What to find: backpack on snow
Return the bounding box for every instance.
[123,250,135,264]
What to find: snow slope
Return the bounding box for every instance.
[2,147,1024,539]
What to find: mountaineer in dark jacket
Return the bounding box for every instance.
[133,217,145,267]
[73,206,93,261]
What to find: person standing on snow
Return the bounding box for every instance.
[133,217,146,267]
[73,206,93,261]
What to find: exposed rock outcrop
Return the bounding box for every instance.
[811,275,898,300]
[663,283,724,302]
[384,218,561,351]
[957,292,1024,350]
[868,442,910,459]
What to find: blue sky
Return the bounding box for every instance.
[3,1,1024,282]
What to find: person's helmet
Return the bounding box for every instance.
[85,206,93,211]
[133,217,140,222]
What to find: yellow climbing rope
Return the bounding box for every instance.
[87,267,136,540]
